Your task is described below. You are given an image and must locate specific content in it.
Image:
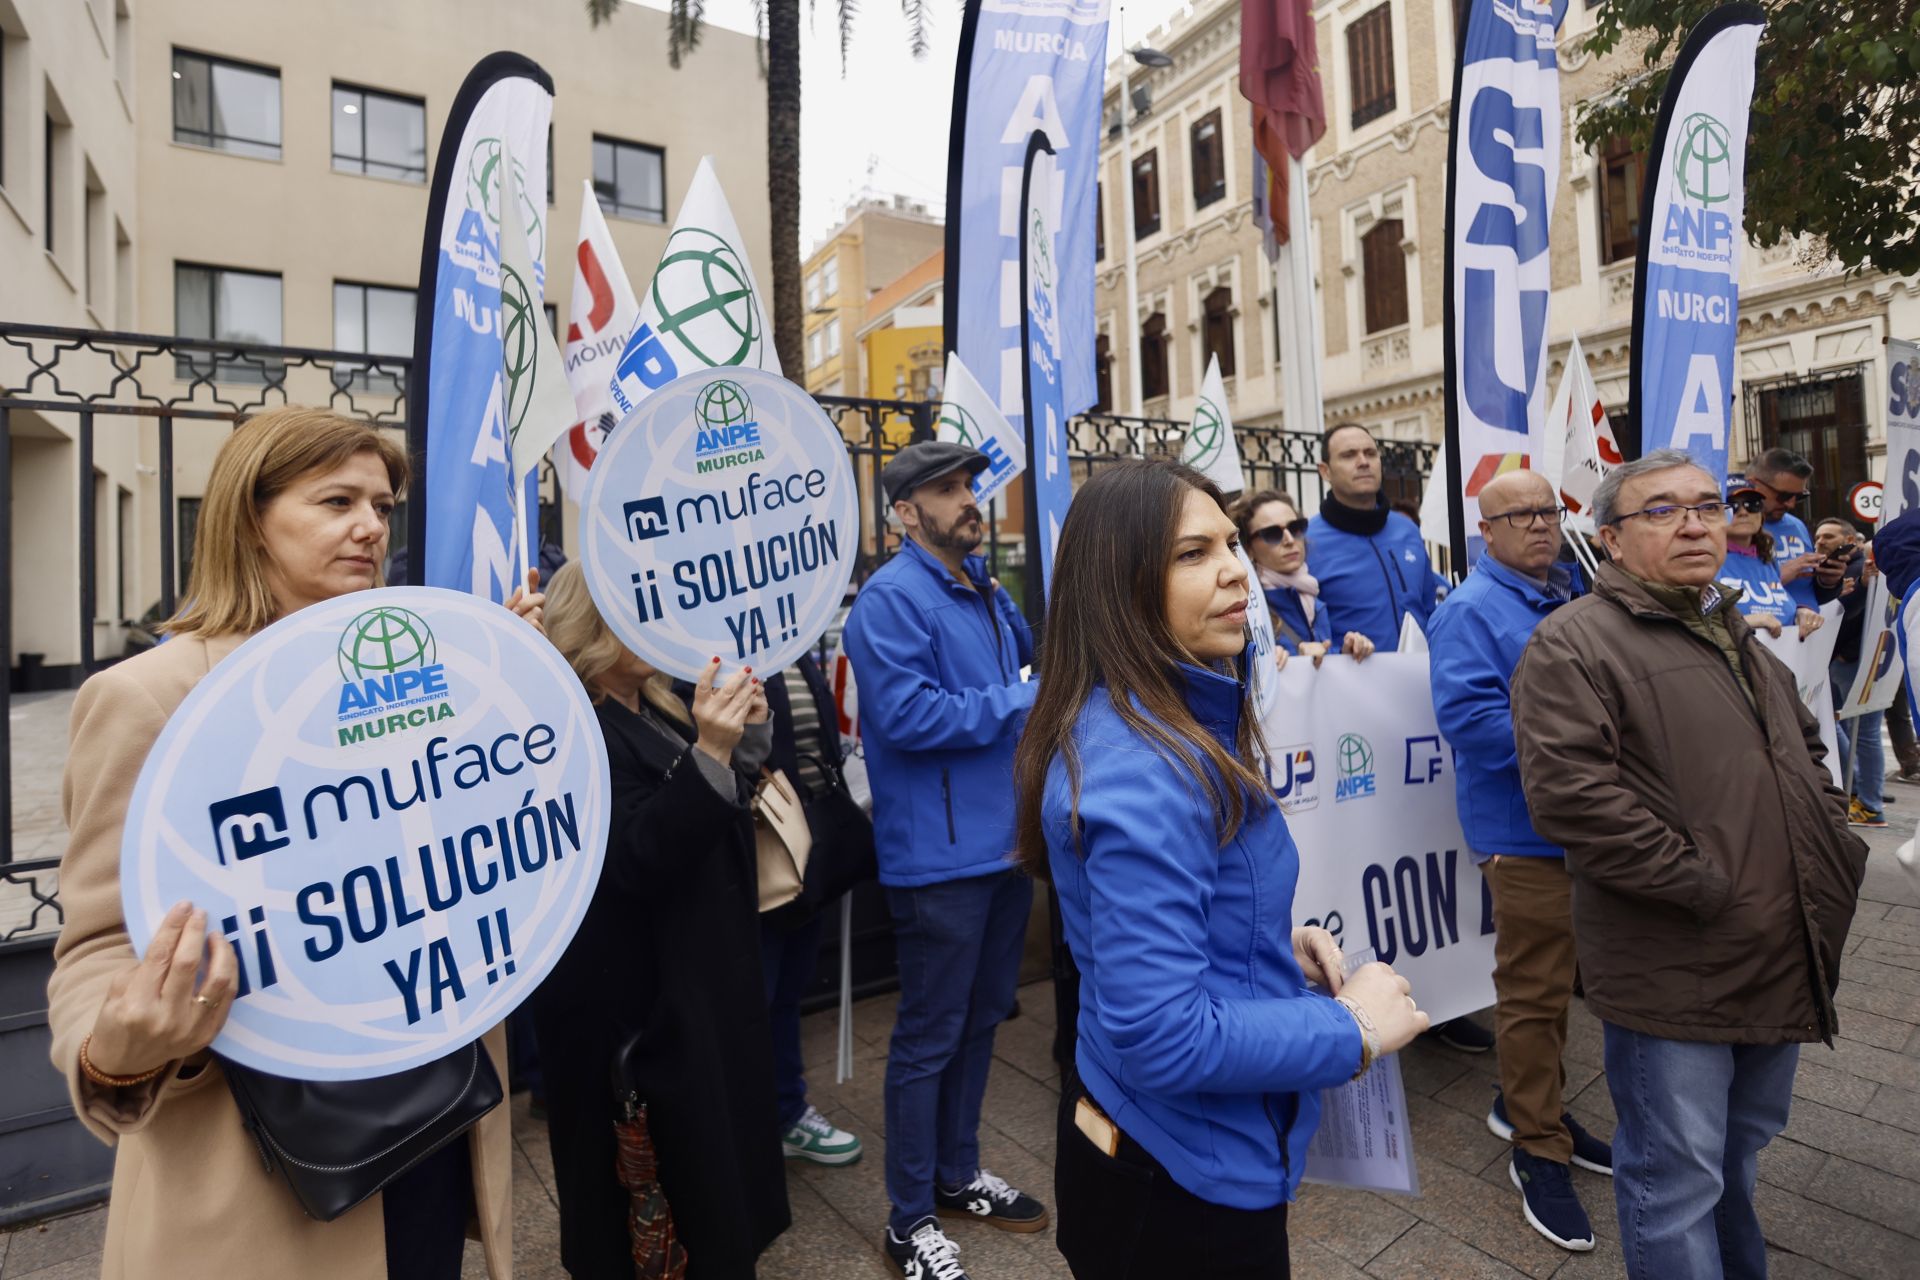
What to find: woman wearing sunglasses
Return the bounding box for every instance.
[1232,490,1375,668]
[1720,478,1825,641]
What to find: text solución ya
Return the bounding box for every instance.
[207,723,585,1027]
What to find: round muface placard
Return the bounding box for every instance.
[1238,546,1284,723]
[579,366,859,680]
[120,587,610,1081]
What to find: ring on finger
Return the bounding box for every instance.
[195,993,217,1008]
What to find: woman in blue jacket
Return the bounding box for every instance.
[1720,478,1824,641]
[1232,489,1376,667]
[1013,460,1429,1279]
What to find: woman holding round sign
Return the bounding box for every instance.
[533,561,792,1279]
[1014,460,1427,1278]
[48,408,548,1280]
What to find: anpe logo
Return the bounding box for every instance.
[500,260,542,451]
[649,227,766,368]
[1335,733,1376,802]
[465,137,544,261]
[1272,746,1319,814]
[335,607,457,745]
[941,402,982,448]
[692,379,764,473]
[1674,113,1732,206]
[1187,398,1225,468]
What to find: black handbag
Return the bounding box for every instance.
[220,1038,503,1222]
[762,752,875,928]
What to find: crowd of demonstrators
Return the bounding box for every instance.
[1425,470,1611,1253]
[1017,460,1428,1280]
[1813,516,1890,828]
[1513,450,1870,1280]
[1718,476,1825,639]
[46,409,544,1280]
[840,442,1049,1280]
[1231,488,1375,665]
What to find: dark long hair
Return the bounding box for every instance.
[1013,460,1269,881]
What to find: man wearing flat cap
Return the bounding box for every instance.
[842,441,1047,1278]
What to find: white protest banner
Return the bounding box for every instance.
[1238,546,1282,727]
[935,352,1025,507]
[1840,575,1902,720]
[1852,338,1920,715]
[121,588,611,1081]
[1261,653,1495,1025]
[1541,336,1621,535]
[606,157,779,420]
[580,367,858,679]
[1754,601,1844,786]
[1181,356,1247,495]
[558,181,641,498]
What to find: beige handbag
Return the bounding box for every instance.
[754,769,814,913]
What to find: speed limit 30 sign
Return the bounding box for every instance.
[1850,481,1884,523]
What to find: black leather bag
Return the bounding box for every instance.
[763,753,875,928]
[221,1039,503,1222]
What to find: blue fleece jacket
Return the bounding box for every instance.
[1046,661,1362,1210]
[1428,556,1580,859]
[1305,507,1436,651]
[1718,545,1797,625]
[1261,584,1333,655]
[841,537,1036,887]
[1766,511,1819,609]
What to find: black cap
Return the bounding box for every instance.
[883,441,990,506]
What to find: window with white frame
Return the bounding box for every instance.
[822,254,839,299]
[807,328,824,368]
[807,269,822,308]
[826,317,841,357]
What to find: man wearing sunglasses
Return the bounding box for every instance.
[1427,469,1604,1252]
[1512,449,1868,1280]
[1305,423,1440,651]
[1746,448,1823,611]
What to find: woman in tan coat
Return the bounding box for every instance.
[47,407,543,1280]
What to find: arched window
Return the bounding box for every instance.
[1202,286,1235,378]
[1361,218,1407,332]
[1141,312,1169,400]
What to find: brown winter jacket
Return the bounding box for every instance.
[1510,564,1869,1045]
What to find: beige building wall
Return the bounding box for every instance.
[0,0,770,677]
[801,195,944,395]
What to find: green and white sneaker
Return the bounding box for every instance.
[781,1105,863,1165]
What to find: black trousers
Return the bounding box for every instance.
[1054,1081,1291,1280]
[382,1136,473,1279]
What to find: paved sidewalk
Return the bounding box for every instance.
[4,793,1918,1278]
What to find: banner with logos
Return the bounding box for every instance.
[558,182,642,500]
[936,351,1027,506]
[944,0,1109,428]
[1540,336,1622,534]
[1629,4,1765,481]
[1019,133,1073,602]
[1182,355,1247,496]
[1842,339,1920,718]
[1261,654,1495,1026]
[1441,0,1567,566]
[605,156,780,419]
[1753,601,1843,786]
[579,367,858,680]
[409,54,553,602]
[120,588,611,1080]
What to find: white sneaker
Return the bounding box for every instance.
[780,1104,863,1165]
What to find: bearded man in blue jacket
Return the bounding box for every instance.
[1428,468,1611,1254]
[1306,423,1439,651]
[841,441,1048,1278]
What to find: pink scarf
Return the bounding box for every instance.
[1257,565,1320,625]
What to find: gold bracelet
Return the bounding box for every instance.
[79,1034,167,1089]
[1335,996,1381,1080]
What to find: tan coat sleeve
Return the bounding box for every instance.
[48,665,219,1144]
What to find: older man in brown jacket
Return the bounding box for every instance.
[1511,448,1868,1280]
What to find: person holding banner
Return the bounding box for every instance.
[533,563,791,1279]
[1426,470,1609,1254]
[48,408,543,1280]
[1512,449,1869,1280]
[1812,519,1888,827]
[1306,424,1441,653]
[1015,459,1429,1280]
[1719,478,1824,640]
[1230,489,1374,665]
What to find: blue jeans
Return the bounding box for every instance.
[762,911,825,1131]
[1831,659,1885,812]
[1603,1023,1799,1280]
[884,870,1032,1234]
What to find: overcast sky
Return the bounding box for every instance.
[632,0,1197,251]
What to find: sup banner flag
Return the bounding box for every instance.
[1442,0,1566,567]
[408,54,553,602]
[1260,655,1496,1027]
[559,181,641,500]
[936,352,1027,506]
[1019,133,1072,613]
[1181,355,1246,495]
[1840,338,1920,719]
[1628,4,1765,480]
[606,156,779,419]
[944,0,1110,427]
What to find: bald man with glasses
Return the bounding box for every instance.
[1427,469,1608,1252]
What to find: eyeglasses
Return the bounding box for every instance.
[1610,501,1730,528]
[1484,506,1567,530]
[1252,519,1312,546]
[1727,495,1767,515]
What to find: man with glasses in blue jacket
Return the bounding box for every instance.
[843,441,1046,1280]
[1429,469,1611,1254]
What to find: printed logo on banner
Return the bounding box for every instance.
[1272,746,1319,814]
[1674,113,1732,205]
[453,138,544,272]
[623,496,670,542]
[693,379,763,470]
[208,788,292,865]
[1403,735,1445,785]
[1188,397,1226,469]
[650,228,767,369]
[1335,733,1376,802]
[335,607,456,746]
[500,260,543,452]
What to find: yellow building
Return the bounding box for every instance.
[800,193,944,396]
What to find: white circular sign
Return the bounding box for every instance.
[1850,481,1884,522]
[121,587,611,1081]
[580,366,859,679]
[1238,545,1283,723]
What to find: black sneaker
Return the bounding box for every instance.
[1510,1150,1596,1252]
[1427,1016,1495,1053]
[886,1218,970,1280]
[933,1169,1050,1232]
[1565,1112,1613,1176]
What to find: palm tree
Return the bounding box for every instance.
[589,0,935,378]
